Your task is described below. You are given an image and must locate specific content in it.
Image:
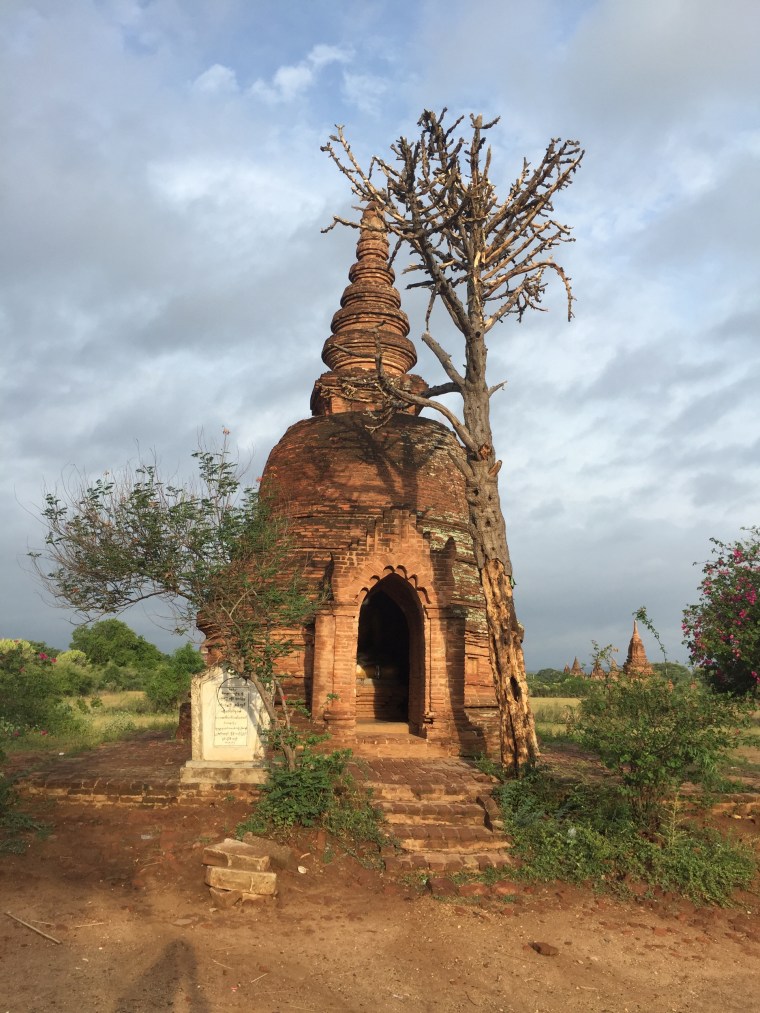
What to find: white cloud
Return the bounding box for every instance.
[192,63,239,95]
[250,43,352,103]
[342,72,389,116]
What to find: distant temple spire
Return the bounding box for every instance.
[623,621,654,676]
[311,204,426,416]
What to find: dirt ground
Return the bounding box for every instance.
[1,758,759,1013]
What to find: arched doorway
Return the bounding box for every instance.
[355,574,423,726]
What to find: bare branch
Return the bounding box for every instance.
[423,381,459,398]
[420,331,465,389]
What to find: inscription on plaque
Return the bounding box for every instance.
[214,678,250,748]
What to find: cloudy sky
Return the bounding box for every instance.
[2,0,758,670]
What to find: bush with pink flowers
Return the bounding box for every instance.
[0,639,78,742]
[683,528,760,695]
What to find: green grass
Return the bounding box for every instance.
[3,691,176,756]
[531,696,579,742]
[531,697,581,716]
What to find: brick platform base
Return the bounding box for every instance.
[14,731,261,805]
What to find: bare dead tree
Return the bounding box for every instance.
[322,109,584,774]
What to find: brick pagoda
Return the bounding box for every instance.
[623,620,654,676]
[258,206,497,754]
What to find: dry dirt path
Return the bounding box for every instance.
[1,737,759,1013]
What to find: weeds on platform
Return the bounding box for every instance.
[236,747,390,855]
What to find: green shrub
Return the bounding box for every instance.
[98,662,144,691]
[0,775,47,854]
[528,674,591,697]
[237,748,388,850]
[143,644,204,712]
[53,649,96,695]
[495,769,755,905]
[570,670,752,829]
[0,640,81,737]
[144,664,188,712]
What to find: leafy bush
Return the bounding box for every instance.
[237,748,388,850]
[570,669,751,829]
[528,674,591,698]
[495,770,755,905]
[683,527,760,695]
[0,640,80,738]
[53,649,96,696]
[651,661,693,682]
[98,662,144,691]
[144,643,205,712]
[0,776,47,854]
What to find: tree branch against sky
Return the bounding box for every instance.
[323,110,584,772]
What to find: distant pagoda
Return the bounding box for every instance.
[589,658,605,680]
[622,621,654,676]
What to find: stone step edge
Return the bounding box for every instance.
[357,767,496,782]
[376,800,485,814]
[383,851,514,873]
[389,838,509,855]
[380,810,487,823]
[18,783,259,806]
[363,786,482,803]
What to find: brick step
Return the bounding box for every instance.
[353,746,450,759]
[376,800,486,824]
[359,768,496,790]
[363,782,477,804]
[383,850,514,874]
[390,822,505,853]
[351,739,450,759]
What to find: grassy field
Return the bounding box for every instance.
[3,691,177,757]
[531,696,579,739]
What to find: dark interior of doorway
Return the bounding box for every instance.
[356,589,409,721]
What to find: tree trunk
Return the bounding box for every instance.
[464,461,539,774]
[480,555,538,773]
[460,320,539,774]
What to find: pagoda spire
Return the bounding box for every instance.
[321,203,415,375]
[623,621,654,676]
[311,204,426,416]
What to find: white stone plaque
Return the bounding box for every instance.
[189,664,270,764]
